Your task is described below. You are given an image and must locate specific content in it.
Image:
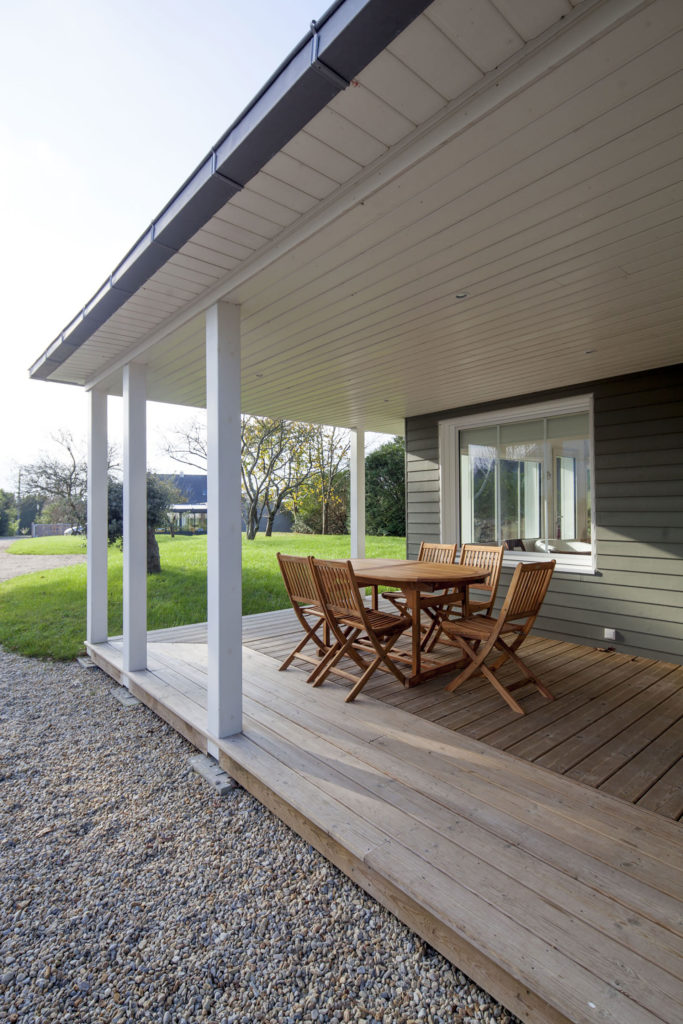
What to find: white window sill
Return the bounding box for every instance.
[502,551,597,575]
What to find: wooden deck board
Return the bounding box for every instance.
[458,647,625,738]
[232,653,681,1024]
[522,661,678,766]
[601,719,683,804]
[217,726,570,1024]
[567,685,683,788]
[239,610,683,820]
[238,693,676,1023]
[241,660,683,934]
[536,669,683,777]
[85,618,683,1024]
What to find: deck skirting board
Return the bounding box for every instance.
[85,641,208,754]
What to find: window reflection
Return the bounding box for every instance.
[459,413,592,556]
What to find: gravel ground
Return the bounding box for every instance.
[0,539,87,583]
[0,648,519,1024]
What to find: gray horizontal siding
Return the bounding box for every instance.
[404,362,683,665]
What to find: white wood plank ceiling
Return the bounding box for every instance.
[45,0,683,433]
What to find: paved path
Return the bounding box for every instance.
[0,538,87,583]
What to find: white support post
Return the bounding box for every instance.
[122,363,147,674]
[87,388,108,644]
[206,301,242,740]
[350,427,365,558]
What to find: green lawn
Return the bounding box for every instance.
[0,533,405,660]
[8,535,88,555]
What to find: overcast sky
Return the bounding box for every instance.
[0,0,337,491]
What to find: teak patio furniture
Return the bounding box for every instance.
[276,553,328,672]
[308,558,412,702]
[382,542,458,647]
[347,559,490,686]
[424,543,506,651]
[440,559,557,714]
[383,541,458,612]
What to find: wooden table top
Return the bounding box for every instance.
[347,558,489,589]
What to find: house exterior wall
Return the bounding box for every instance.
[405,363,683,664]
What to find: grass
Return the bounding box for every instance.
[0,533,406,660]
[8,535,87,555]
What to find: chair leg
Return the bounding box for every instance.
[447,635,553,714]
[345,653,383,702]
[443,634,496,692]
[279,619,326,671]
[310,628,370,687]
[479,663,525,714]
[494,638,555,701]
[422,622,442,652]
[420,610,440,651]
[345,632,405,702]
[489,629,527,671]
[366,629,406,686]
[306,639,342,685]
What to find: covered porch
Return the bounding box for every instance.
[30,1,683,1021]
[85,611,682,1024]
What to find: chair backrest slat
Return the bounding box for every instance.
[310,558,363,618]
[459,543,505,602]
[500,560,556,623]
[418,541,458,564]
[277,552,318,605]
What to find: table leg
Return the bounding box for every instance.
[408,588,421,684]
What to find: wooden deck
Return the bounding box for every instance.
[86,612,683,1024]
[241,610,683,821]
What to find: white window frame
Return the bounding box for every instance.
[439,395,596,574]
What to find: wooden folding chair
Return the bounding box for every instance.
[276,553,328,672]
[383,541,458,613]
[424,543,505,650]
[383,542,458,644]
[309,557,412,702]
[440,560,556,714]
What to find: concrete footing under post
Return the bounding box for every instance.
[190,753,238,796]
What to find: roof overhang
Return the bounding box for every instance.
[31,0,683,433]
[29,0,434,386]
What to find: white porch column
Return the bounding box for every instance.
[86,388,108,644]
[206,301,242,740]
[350,426,365,558]
[122,362,147,674]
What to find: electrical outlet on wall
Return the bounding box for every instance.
[603,627,617,641]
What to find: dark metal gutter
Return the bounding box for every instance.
[30,0,433,382]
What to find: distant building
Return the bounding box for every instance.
[164,479,292,534]
[168,503,207,533]
[159,473,207,503]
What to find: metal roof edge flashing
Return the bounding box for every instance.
[30,0,433,382]
[310,20,352,90]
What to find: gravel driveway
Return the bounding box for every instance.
[0,539,87,583]
[0,649,517,1024]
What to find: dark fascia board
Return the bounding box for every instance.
[30,0,433,383]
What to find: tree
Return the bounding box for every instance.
[163,414,319,540]
[107,474,181,574]
[160,417,207,473]
[20,431,119,533]
[241,416,318,539]
[365,437,405,536]
[291,425,350,534]
[0,489,16,535]
[16,495,43,534]
[21,431,88,531]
